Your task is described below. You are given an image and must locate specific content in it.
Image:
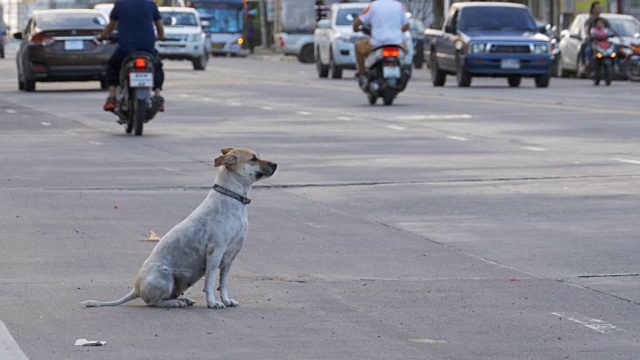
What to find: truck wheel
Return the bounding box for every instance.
[456,60,471,87]
[330,52,342,79]
[555,53,569,78]
[25,79,36,92]
[297,44,314,64]
[316,48,329,78]
[507,75,521,87]
[18,74,25,91]
[535,73,550,88]
[430,53,446,87]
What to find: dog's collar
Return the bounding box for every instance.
[213,184,251,205]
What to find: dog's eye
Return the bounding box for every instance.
[251,155,258,162]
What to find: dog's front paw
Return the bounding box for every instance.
[207,301,225,309]
[223,299,239,307]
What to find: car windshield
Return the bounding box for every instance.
[336,7,366,26]
[607,17,640,37]
[161,12,198,27]
[37,12,108,29]
[195,6,242,33]
[459,7,537,32]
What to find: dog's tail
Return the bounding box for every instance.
[82,289,138,308]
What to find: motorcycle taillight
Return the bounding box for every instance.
[382,47,400,57]
[134,58,147,68]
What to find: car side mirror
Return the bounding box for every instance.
[317,19,330,29]
[201,20,210,28]
[13,32,22,40]
[560,29,569,38]
[634,32,640,38]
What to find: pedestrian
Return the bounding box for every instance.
[246,22,256,54]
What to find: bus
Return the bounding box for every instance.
[189,0,244,56]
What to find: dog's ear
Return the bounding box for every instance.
[214,154,237,168]
[221,148,234,155]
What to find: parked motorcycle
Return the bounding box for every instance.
[360,45,411,105]
[591,35,616,86]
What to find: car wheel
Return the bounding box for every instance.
[18,74,25,91]
[430,53,446,87]
[535,73,550,88]
[25,79,36,92]
[192,53,207,70]
[555,53,569,78]
[507,75,521,87]
[330,51,342,79]
[316,47,329,78]
[456,58,471,87]
[297,44,315,64]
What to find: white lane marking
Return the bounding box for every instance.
[297,111,312,116]
[387,125,406,131]
[611,158,640,165]
[40,122,52,127]
[89,141,102,146]
[261,106,274,111]
[408,338,447,344]
[336,116,352,121]
[229,102,241,107]
[202,97,213,102]
[447,136,468,141]
[6,109,17,114]
[552,312,624,334]
[179,94,189,98]
[396,114,472,120]
[0,321,29,360]
[520,146,546,152]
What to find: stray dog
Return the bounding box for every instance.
[82,148,277,308]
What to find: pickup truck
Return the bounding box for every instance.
[426,2,552,88]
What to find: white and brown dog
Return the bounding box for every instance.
[83,148,277,308]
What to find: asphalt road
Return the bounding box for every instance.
[1,44,639,359]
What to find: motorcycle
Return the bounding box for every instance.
[591,34,616,86]
[98,36,164,136]
[361,45,411,105]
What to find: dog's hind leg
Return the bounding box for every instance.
[154,298,194,308]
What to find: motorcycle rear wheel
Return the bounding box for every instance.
[133,98,146,136]
[625,59,640,81]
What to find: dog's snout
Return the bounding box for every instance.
[270,163,277,171]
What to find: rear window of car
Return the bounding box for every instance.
[161,12,198,26]
[335,7,366,26]
[458,7,537,32]
[37,12,107,29]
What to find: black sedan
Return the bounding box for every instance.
[14,9,117,92]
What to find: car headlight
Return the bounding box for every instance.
[470,43,488,53]
[532,43,549,54]
[338,33,352,43]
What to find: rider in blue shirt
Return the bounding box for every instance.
[97,0,167,112]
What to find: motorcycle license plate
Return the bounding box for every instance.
[383,66,401,79]
[129,72,153,88]
[501,59,521,69]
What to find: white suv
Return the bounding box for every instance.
[157,7,208,70]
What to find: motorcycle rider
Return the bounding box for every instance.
[352,0,409,87]
[97,0,167,112]
[580,1,616,72]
